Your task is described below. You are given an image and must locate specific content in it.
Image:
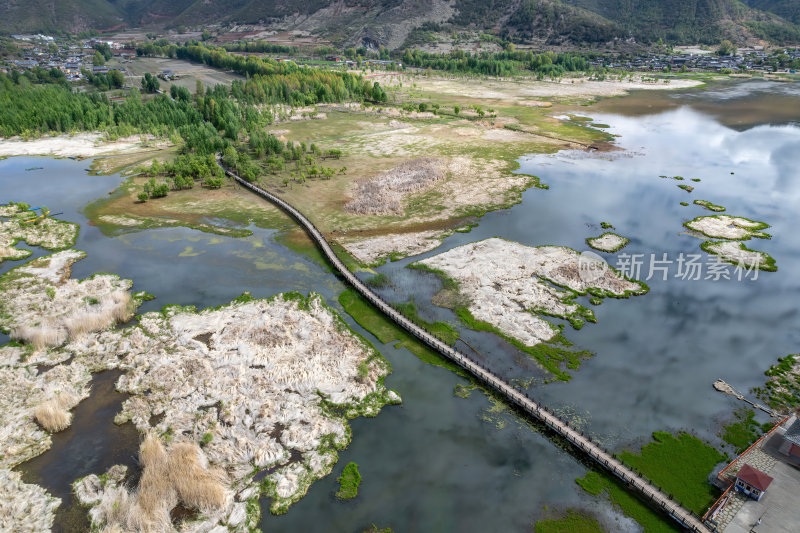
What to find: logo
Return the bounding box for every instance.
[577,250,608,283]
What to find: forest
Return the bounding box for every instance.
[0,44,387,138]
[400,48,591,77]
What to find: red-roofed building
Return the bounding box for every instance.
[735,464,773,501]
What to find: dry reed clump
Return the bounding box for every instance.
[8,291,133,350]
[345,158,445,215]
[94,434,228,532]
[167,443,227,511]
[64,291,134,339]
[33,391,79,433]
[128,433,176,532]
[93,487,135,532]
[10,322,66,351]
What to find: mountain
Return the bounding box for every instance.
[742,0,800,23]
[553,0,800,43]
[2,0,799,47]
[0,0,124,34]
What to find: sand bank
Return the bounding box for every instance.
[0,132,160,158]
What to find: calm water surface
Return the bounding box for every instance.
[2,79,798,532]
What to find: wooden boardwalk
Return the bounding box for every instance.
[227,169,712,533]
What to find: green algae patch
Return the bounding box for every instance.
[720,409,762,454]
[338,289,463,375]
[693,199,726,212]
[576,471,676,533]
[617,432,725,515]
[335,462,362,500]
[576,432,724,532]
[392,300,459,345]
[754,353,800,410]
[534,510,605,533]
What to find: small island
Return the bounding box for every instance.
[684,215,776,271]
[693,199,726,212]
[413,238,647,380]
[586,232,630,253]
[335,462,362,500]
[684,215,771,241]
[701,241,778,271]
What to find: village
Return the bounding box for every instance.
[590,46,800,74]
[3,33,799,84]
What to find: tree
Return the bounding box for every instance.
[109,69,125,88]
[137,192,149,202]
[718,40,736,57]
[141,72,160,93]
[93,51,105,66]
[221,146,237,168]
[454,105,460,115]
[201,30,212,41]
[204,176,223,188]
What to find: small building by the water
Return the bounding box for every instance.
[735,464,773,501]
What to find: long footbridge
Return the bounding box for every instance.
[225,167,712,533]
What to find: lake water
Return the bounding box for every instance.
[2,79,799,532]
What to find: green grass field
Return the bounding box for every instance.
[576,471,676,533]
[534,510,605,532]
[617,432,725,515]
[338,289,463,374]
[576,431,725,531]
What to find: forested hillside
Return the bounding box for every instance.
[2,0,799,45]
[555,0,800,42]
[742,0,800,23]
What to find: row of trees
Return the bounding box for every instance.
[400,48,589,77]
[223,41,298,55]
[84,69,125,90]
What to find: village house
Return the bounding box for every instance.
[734,464,773,501]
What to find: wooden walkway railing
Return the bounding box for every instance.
[226,167,712,533]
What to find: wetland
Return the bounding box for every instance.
[1,76,799,532]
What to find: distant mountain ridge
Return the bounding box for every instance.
[2,0,799,47]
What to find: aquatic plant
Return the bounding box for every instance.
[335,462,361,499]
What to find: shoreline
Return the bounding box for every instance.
[0,132,170,159]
